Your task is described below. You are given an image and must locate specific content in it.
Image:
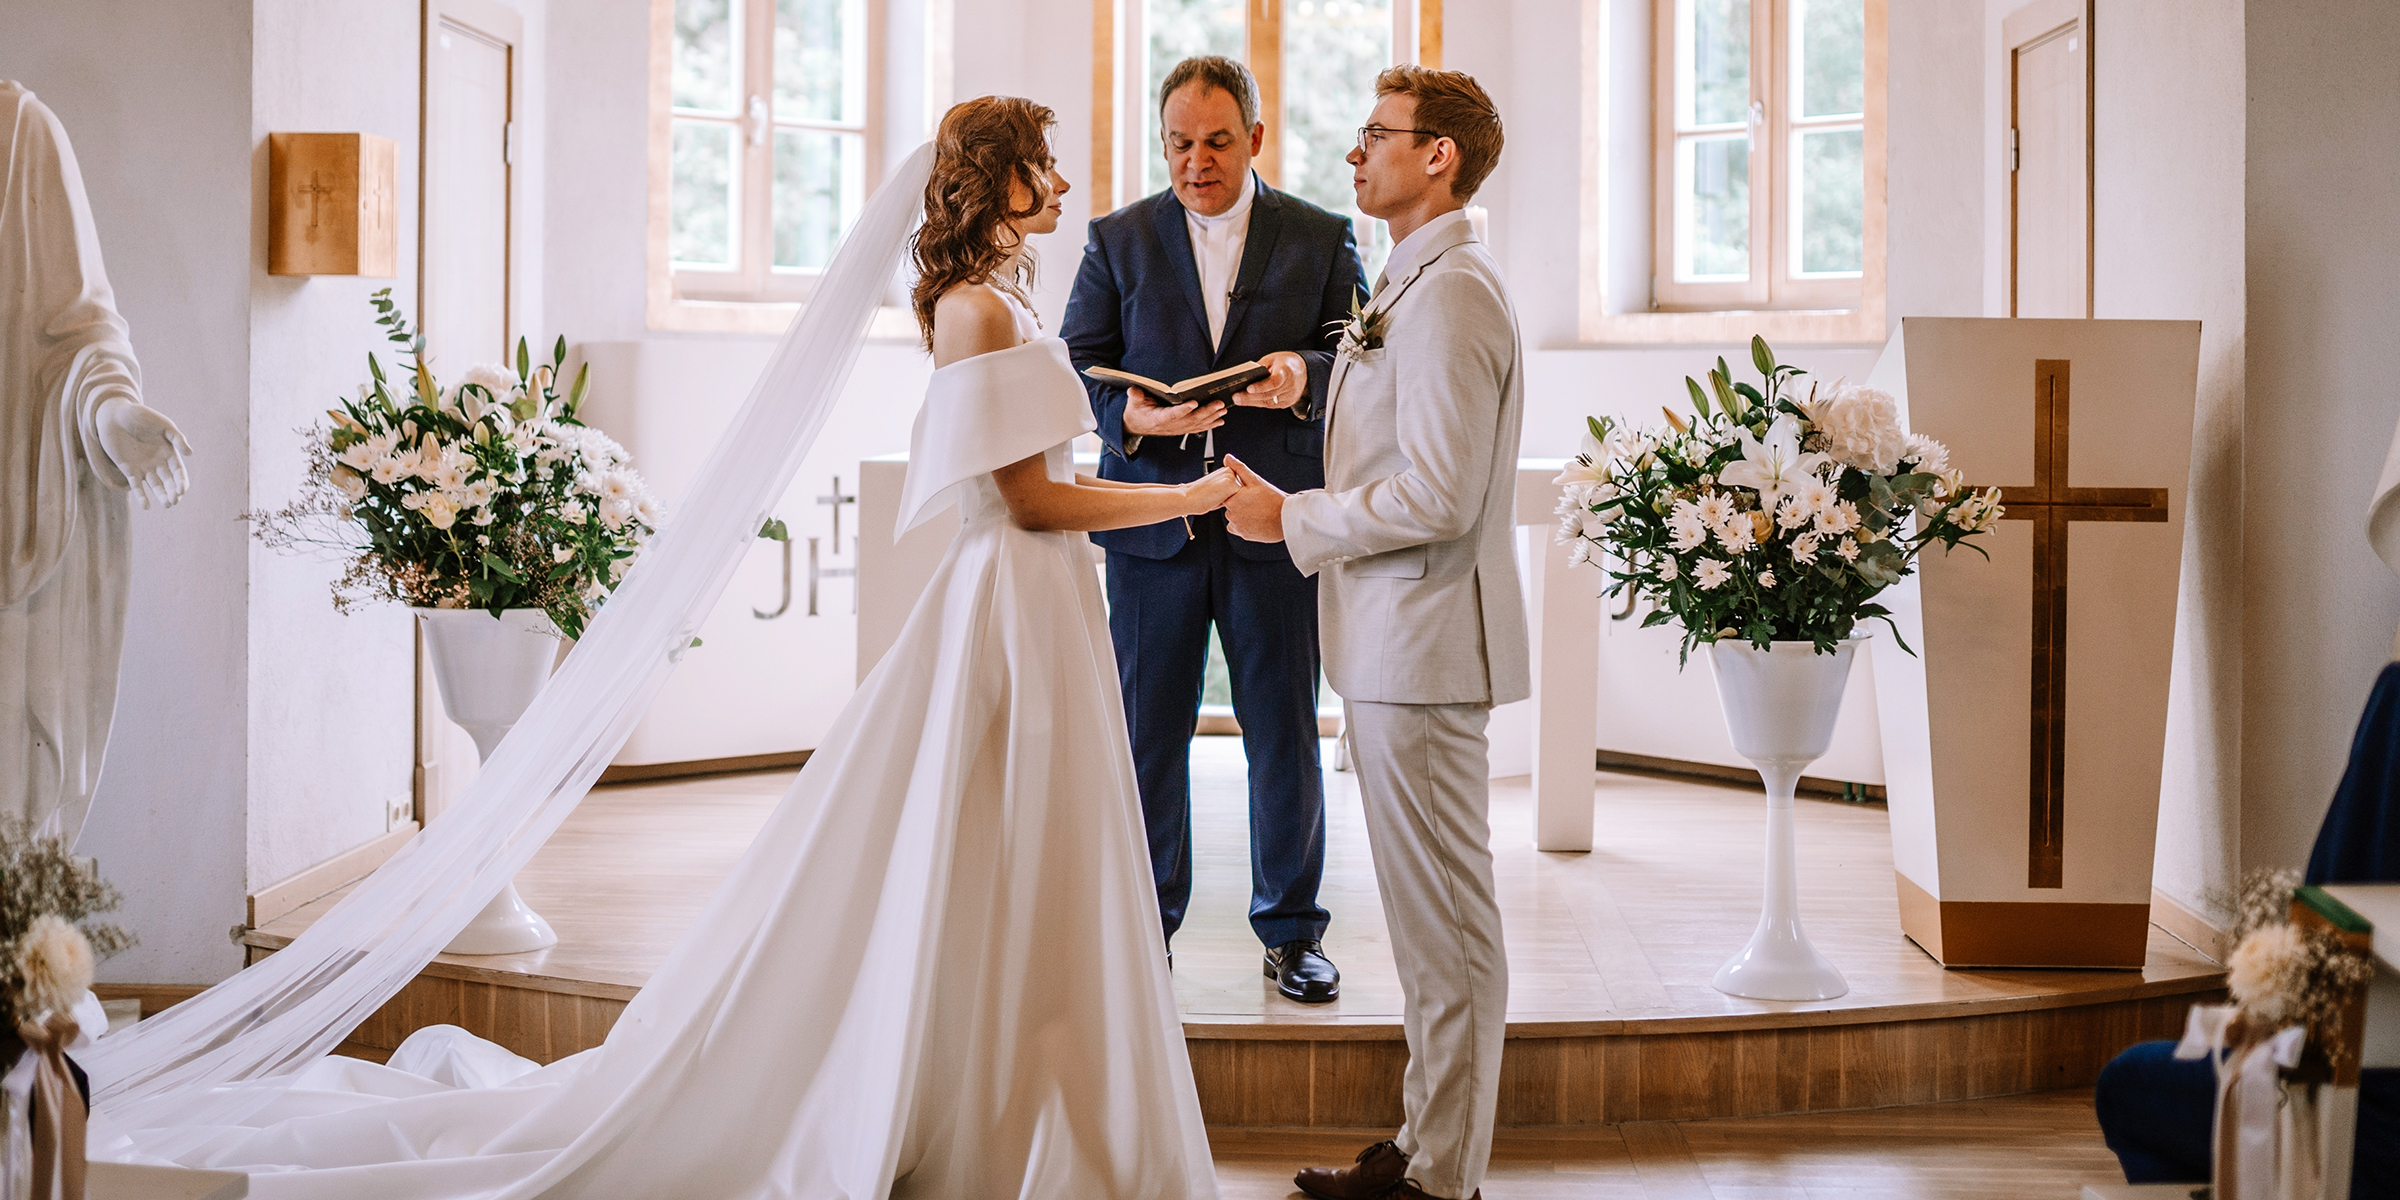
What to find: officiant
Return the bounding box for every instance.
[1063,55,1365,1003]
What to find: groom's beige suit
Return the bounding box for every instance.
[1282,208,1526,1199]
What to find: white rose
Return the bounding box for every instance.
[1805,383,1910,474]
[460,362,518,398]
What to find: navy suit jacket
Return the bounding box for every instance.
[1062,178,1366,561]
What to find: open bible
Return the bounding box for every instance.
[1083,361,1270,407]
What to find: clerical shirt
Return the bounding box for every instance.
[1181,175,1255,463]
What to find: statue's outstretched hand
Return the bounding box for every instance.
[96,398,194,509]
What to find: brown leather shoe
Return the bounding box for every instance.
[1294,1140,1410,1199]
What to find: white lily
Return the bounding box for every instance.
[1718,415,1829,513]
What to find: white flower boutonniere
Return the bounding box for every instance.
[1330,289,1391,360]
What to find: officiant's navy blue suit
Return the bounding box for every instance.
[1061,176,1366,948]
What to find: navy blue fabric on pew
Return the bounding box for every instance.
[2095,663,2400,1196]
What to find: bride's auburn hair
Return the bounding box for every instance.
[911,96,1058,349]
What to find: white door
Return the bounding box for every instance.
[2007,0,2089,319]
[415,0,522,822]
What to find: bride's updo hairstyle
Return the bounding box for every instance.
[910,96,1058,349]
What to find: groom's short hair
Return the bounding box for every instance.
[1158,56,1260,131]
[1374,65,1504,200]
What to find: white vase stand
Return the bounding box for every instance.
[1706,638,1861,1003]
[415,608,562,957]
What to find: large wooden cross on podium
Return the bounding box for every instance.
[1983,360,2169,889]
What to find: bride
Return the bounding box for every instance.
[87,96,1236,1199]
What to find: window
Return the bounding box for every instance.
[660,0,877,309]
[1100,0,1440,279]
[1652,0,1874,313]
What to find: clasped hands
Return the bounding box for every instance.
[1176,454,1286,544]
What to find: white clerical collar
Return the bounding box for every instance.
[1185,172,1257,230]
[1381,206,1473,286]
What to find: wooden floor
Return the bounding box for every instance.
[1211,1089,2128,1199]
[248,737,2223,1127]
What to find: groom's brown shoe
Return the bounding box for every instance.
[1294,1140,1409,1199]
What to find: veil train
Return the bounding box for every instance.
[83,143,940,1147]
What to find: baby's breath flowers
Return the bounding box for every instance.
[1553,337,2004,661]
[0,825,131,1028]
[250,292,660,640]
[2224,869,2374,1060]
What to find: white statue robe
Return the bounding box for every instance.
[0,81,144,845]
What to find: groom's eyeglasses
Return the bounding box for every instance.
[1355,125,1442,154]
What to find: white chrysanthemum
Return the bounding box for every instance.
[1757,569,1776,588]
[600,497,635,530]
[1815,500,1860,537]
[1693,491,1735,528]
[369,456,406,486]
[600,471,641,503]
[337,441,377,470]
[635,496,662,525]
[1776,496,1812,530]
[1902,433,1950,475]
[1693,559,1732,591]
[1714,515,1756,555]
[470,506,496,527]
[1806,383,1910,474]
[1788,475,1837,517]
[400,491,428,511]
[1567,540,1592,566]
[462,479,498,508]
[1835,537,1860,562]
[1666,500,1710,551]
[1791,532,1821,563]
[1656,556,1679,582]
[1579,508,1619,538]
[331,466,368,500]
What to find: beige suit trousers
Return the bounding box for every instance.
[1344,698,1507,1199]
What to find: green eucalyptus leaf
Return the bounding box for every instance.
[479,551,523,582]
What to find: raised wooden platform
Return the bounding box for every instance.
[246,738,2223,1128]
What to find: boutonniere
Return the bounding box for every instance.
[1329,289,1391,359]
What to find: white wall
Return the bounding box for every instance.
[244,0,425,894]
[2241,0,2400,875]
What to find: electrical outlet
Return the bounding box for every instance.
[386,793,414,832]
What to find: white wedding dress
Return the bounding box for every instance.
[94,293,1219,1200]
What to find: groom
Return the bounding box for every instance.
[1063,56,1366,1002]
[1224,66,1523,1200]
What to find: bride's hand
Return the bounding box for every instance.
[1179,467,1242,513]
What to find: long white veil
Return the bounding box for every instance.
[83,143,939,1144]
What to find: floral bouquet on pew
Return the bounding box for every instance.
[251,291,661,640]
[0,825,132,1192]
[1553,337,2006,661]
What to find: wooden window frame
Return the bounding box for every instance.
[1579,0,1886,345]
[646,0,887,332]
[1092,0,1443,217]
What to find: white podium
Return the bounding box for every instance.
[855,454,1605,853]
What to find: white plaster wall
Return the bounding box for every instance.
[243,0,424,894]
[0,1,256,982]
[2242,0,2400,874]
[2087,0,2246,923]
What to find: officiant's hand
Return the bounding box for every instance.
[95,397,193,509]
[1220,456,1286,543]
[1234,351,1308,410]
[1122,387,1227,438]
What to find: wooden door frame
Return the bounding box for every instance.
[2002,0,2092,318]
[414,0,525,824]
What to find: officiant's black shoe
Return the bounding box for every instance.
[1265,939,1340,1004]
[1294,1139,1408,1200]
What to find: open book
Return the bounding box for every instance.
[1083,361,1270,407]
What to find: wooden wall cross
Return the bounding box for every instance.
[1984,360,2169,889]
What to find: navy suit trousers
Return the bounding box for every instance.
[1106,513,1329,947]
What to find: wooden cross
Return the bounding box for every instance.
[1985,360,2168,889]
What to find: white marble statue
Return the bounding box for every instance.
[1,82,191,845]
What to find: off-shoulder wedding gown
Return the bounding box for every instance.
[97,295,1220,1200]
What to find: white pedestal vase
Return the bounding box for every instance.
[1705,637,1862,1002]
[414,607,561,956]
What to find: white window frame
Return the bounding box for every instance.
[1579,0,1886,344]
[647,0,884,331]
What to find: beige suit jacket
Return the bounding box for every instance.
[1282,217,1530,706]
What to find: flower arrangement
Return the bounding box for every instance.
[0,826,131,1030]
[2223,869,2374,1060]
[1553,337,2007,660]
[252,292,661,640]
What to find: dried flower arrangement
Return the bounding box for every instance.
[2224,868,2374,1064]
[0,826,132,1030]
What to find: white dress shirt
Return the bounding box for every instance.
[1180,173,1256,460]
[1373,206,1475,297]
[1185,173,1256,351]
